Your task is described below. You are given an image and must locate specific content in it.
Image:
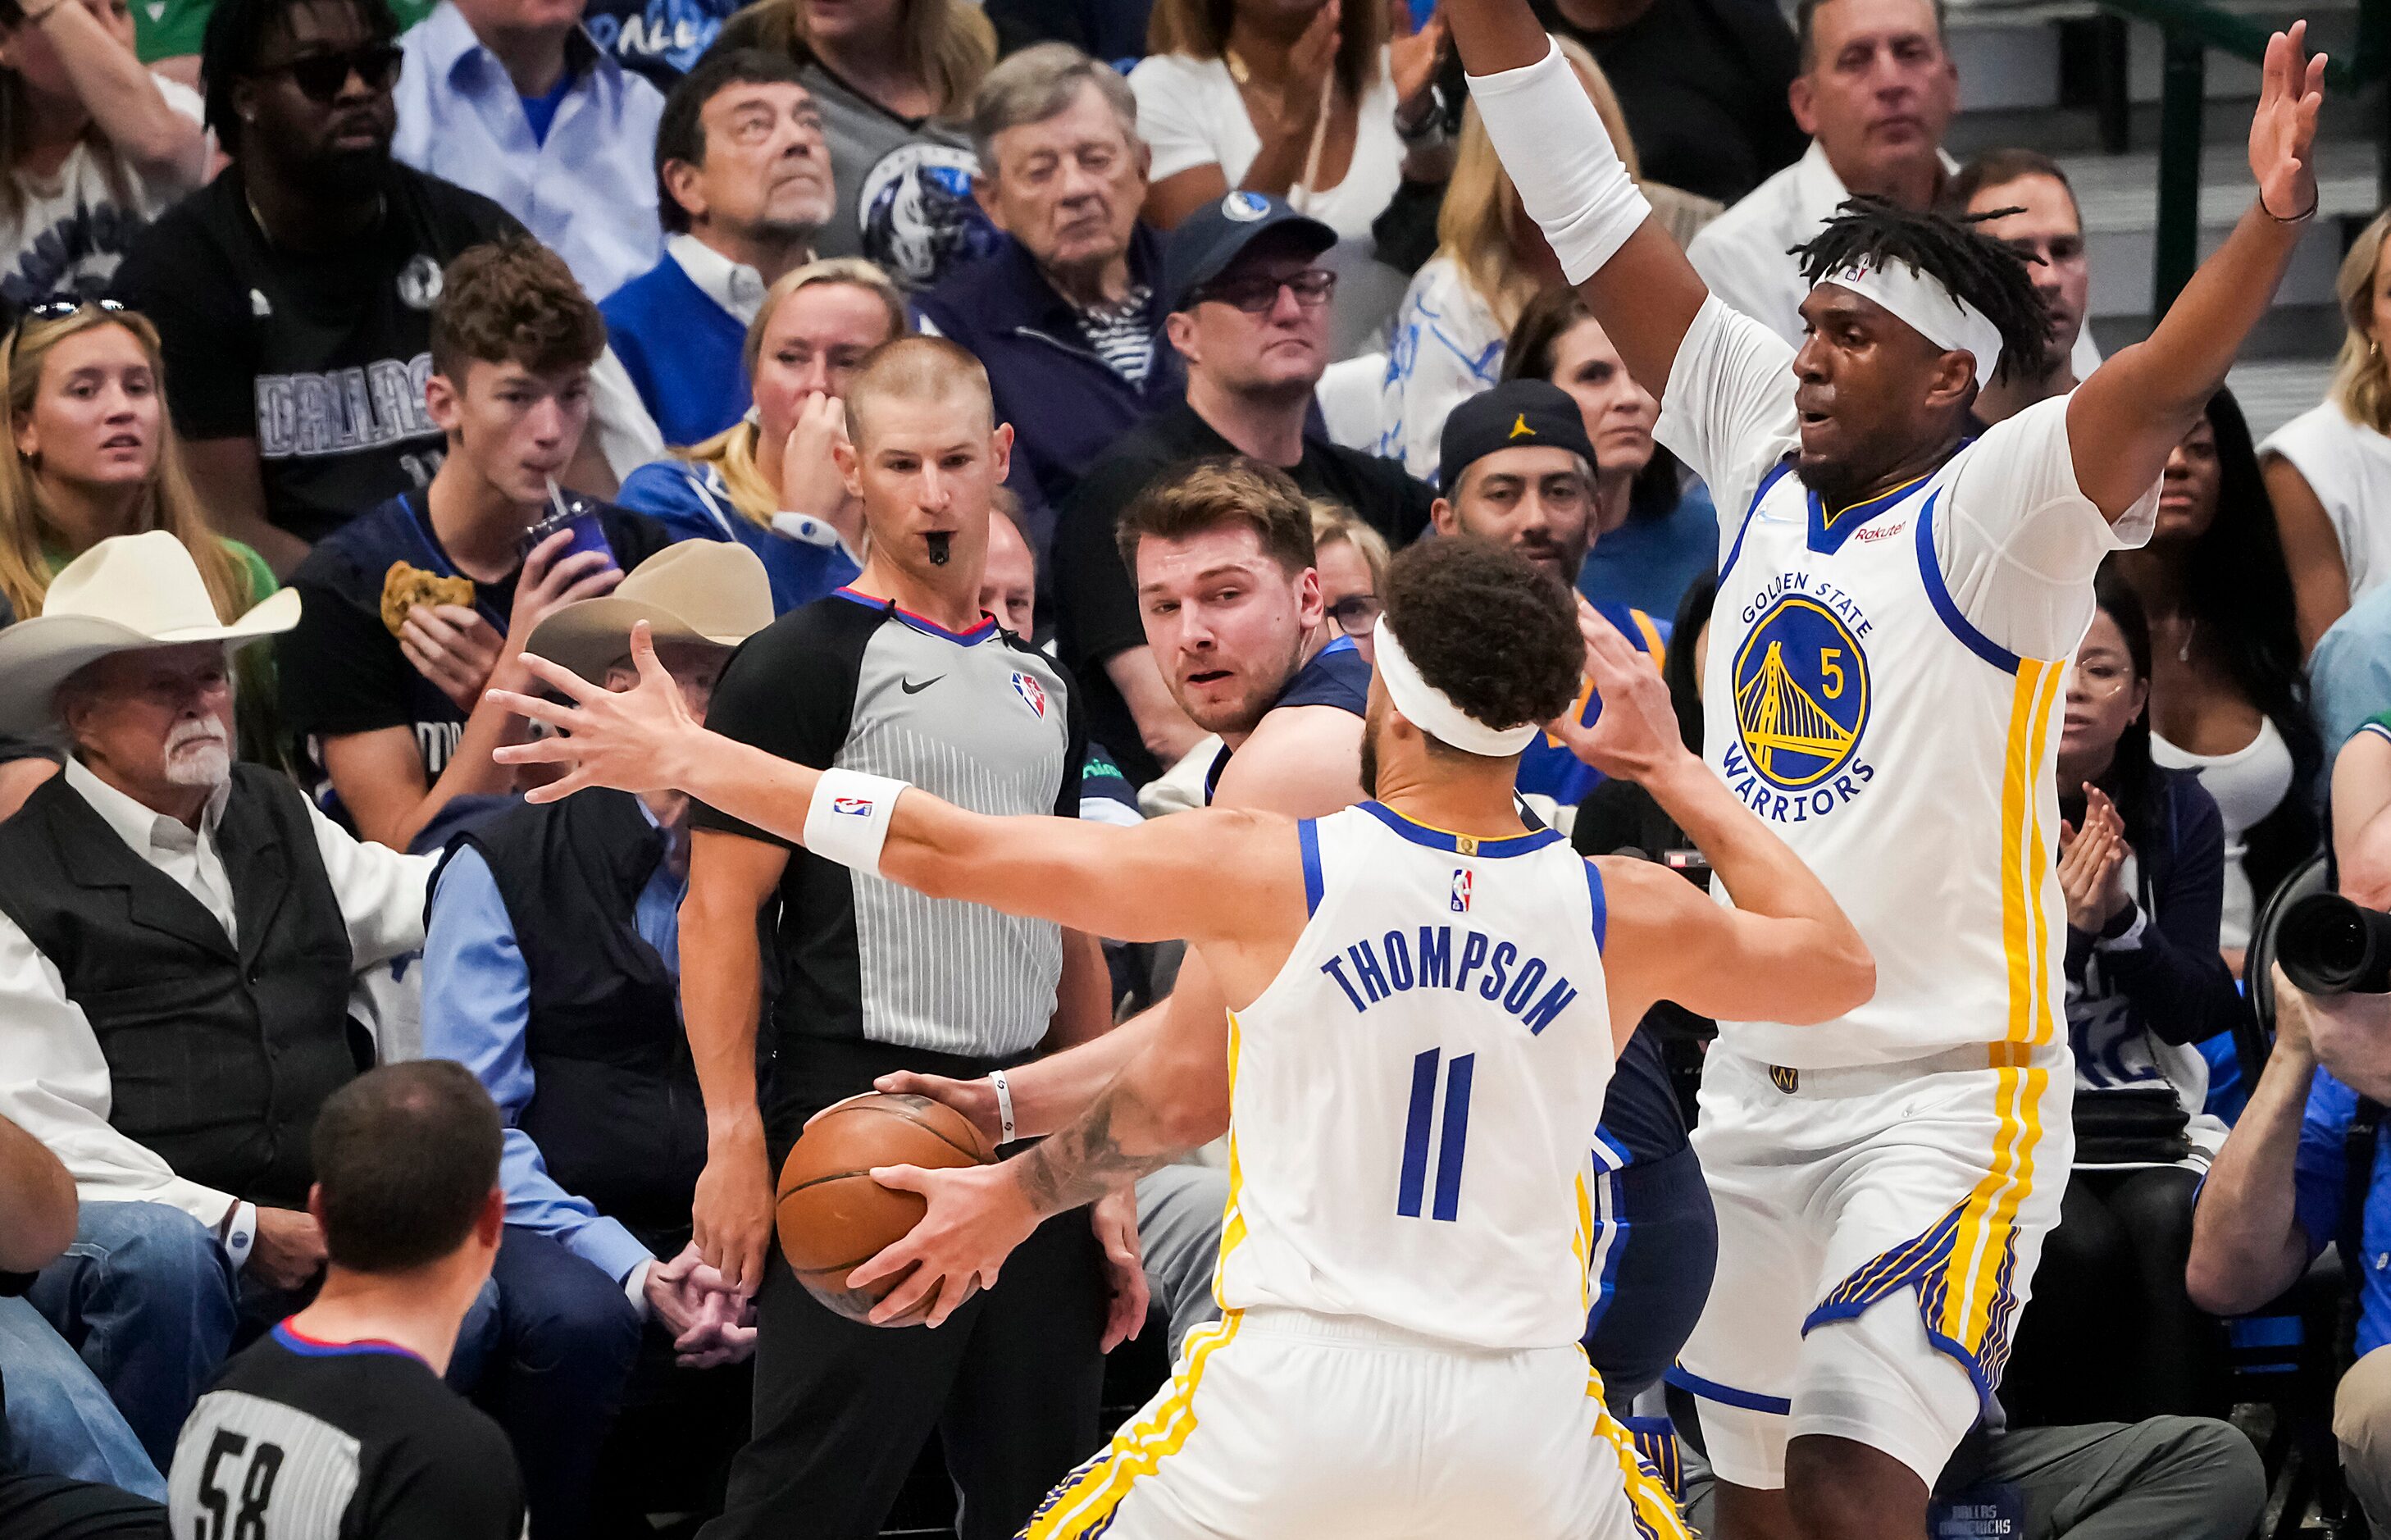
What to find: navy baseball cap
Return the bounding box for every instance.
[1437,380,1601,494]
[1162,191,1337,313]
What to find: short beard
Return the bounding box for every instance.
[162,721,230,791]
[1359,696,1383,796]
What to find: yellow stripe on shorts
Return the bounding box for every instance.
[1584,1359,1691,1540]
[1019,1312,1246,1538]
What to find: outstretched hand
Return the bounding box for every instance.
[486,622,703,802]
[2250,20,2326,221]
[1547,598,1693,786]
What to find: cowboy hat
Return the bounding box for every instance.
[0,531,299,739]
[526,540,774,685]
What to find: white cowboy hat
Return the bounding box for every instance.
[0,530,299,739]
[526,540,775,685]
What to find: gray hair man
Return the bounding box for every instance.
[0,532,433,1469]
[914,43,1177,520]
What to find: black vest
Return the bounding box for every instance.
[0,765,360,1208]
[449,789,705,1255]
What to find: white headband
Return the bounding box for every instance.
[1817,258,2004,388]
[1372,617,1542,758]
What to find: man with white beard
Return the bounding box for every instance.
[0,533,434,1469]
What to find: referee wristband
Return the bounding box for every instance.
[802,769,909,876]
[989,1068,1017,1145]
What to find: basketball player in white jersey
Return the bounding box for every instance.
[1439,0,2326,1533]
[485,536,1874,1538]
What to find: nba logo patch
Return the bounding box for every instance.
[831,796,874,818]
[1450,870,1472,913]
[1010,672,1046,718]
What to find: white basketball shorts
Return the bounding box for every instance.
[1671,1041,2072,1489]
[1019,1307,1687,1539]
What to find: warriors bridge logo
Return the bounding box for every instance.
[1723,591,1876,824]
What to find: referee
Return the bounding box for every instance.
[681,338,1117,1540]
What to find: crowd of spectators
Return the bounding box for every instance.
[0,0,2385,1534]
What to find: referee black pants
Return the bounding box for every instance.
[699,1042,1108,1540]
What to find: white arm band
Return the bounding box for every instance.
[802,768,909,876]
[1464,41,1652,285]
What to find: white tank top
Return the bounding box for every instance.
[2152,716,2293,950]
[1214,801,1615,1351]
[1706,457,2072,1068]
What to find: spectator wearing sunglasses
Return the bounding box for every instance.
[111,0,526,575]
[1049,191,1431,785]
[392,0,666,302]
[0,0,206,308]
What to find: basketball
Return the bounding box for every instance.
[777,1092,996,1326]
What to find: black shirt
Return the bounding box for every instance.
[982,0,1150,59]
[167,1324,522,1540]
[277,490,671,821]
[1531,0,1804,207]
[694,590,1084,1150]
[1051,402,1433,783]
[112,162,524,545]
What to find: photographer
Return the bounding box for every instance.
[2188,878,2391,1533]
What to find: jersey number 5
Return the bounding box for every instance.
[1397,1048,1474,1220]
[194,1428,283,1540]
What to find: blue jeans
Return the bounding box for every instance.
[450,1225,642,1540]
[22,1202,236,1474]
[0,1296,162,1501]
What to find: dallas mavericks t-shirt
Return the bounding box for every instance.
[112,162,524,544]
[168,1324,522,1540]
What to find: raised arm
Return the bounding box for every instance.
[1554,602,1874,1029]
[2188,970,2325,1313]
[1441,0,1710,394]
[2067,23,2326,518]
[490,626,1301,965]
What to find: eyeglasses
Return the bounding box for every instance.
[1194,268,1337,315]
[1327,593,1382,635]
[253,43,403,103]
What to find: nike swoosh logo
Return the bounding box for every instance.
[900,676,944,694]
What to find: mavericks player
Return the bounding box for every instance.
[1441,0,2327,1533]
[487,538,1873,1538]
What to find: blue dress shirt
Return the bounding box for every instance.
[421,821,686,1286]
[394,2,665,298]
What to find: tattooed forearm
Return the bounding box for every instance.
[1013,1073,1188,1216]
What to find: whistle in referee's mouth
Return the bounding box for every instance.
[926,531,951,566]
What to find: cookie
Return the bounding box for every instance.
[380,562,476,637]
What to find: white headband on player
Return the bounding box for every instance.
[1372,617,1542,758]
[1817,257,2005,388]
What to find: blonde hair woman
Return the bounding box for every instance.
[2262,207,2391,651]
[0,299,266,619]
[0,298,276,809]
[715,0,1000,289]
[616,257,907,613]
[1309,496,1387,663]
[1372,36,1717,481]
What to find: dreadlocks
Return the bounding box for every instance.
[1792,195,2052,384]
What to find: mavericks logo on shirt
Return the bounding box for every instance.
[1722,577,1877,824]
